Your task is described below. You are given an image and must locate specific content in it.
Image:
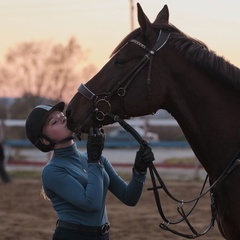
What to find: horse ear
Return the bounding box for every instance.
[137,3,152,37]
[153,5,169,24]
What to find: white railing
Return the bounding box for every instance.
[2,118,179,127]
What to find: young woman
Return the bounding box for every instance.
[25,102,154,240]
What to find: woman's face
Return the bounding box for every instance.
[42,111,74,143]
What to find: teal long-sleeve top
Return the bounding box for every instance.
[42,143,146,227]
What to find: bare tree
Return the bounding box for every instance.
[0,37,97,103]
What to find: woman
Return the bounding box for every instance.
[25,102,154,240]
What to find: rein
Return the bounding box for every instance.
[106,112,216,239]
[106,112,240,239]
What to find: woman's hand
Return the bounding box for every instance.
[87,127,105,163]
[134,146,155,174]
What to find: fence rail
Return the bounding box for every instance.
[4,139,189,148]
[2,118,179,127]
[2,118,188,148]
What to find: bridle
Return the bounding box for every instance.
[77,30,170,124]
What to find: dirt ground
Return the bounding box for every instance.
[0,173,224,240]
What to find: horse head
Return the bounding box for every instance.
[67,4,171,133]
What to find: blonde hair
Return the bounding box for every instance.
[40,186,50,201]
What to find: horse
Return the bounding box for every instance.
[66,4,240,239]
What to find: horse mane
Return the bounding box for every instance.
[111,22,240,91]
[160,22,240,90]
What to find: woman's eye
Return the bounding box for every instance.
[50,120,57,125]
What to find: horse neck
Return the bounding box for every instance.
[162,59,240,178]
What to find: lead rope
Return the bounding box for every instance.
[105,112,217,239]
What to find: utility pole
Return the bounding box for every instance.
[130,0,134,31]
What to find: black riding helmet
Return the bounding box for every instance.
[25,102,65,152]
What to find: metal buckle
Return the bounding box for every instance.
[101,223,110,234]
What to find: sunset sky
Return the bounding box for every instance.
[0,0,239,70]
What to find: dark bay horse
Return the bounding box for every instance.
[67,4,240,239]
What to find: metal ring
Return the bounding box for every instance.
[117,88,126,97]
[94,99,111,121]
[95,110,105,121]
[95,99,111,113]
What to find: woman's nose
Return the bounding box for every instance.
[62,116,67,123]
[58,114,66,123]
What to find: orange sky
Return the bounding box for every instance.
[0,0,239,71]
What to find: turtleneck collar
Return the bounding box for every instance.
[53,143,80,158]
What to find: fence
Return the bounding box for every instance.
[2,118,189,148]
[2,119,204,179]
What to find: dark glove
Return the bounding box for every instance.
[134,146,155,174]
[87,127,105,163]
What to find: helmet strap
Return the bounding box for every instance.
[40,134,74,149]
[55,136,75,145]
[39,134,55,149]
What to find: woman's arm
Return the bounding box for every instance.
[103,157,146,206]
[42,163,104,211]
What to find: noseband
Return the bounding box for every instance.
[78,30,170,122]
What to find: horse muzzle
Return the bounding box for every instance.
[67,112,103,135]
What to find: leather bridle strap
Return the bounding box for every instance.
[78,84,96,101]
[107,30,171,101]
[129,30,170,114]
[130,29,170,54]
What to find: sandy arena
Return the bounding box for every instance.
[0,173,223,240]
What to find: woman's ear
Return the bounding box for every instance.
[40,138,51,146]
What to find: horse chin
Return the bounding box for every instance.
[77,117,103,134]
[79,117,116,133]
[67,114,116,135]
